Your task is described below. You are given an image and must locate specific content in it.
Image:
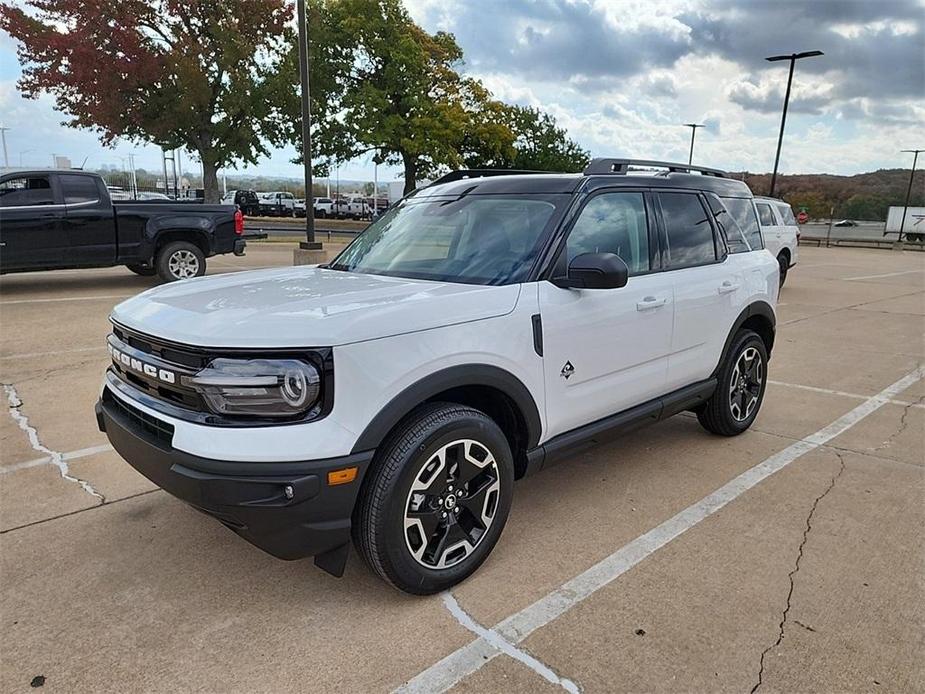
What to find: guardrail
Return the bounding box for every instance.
[799,235,924,252]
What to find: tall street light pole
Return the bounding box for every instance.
[766,50,823,197]
[297,0,320,250]
[683,123,704,165]
[898,149,923,242]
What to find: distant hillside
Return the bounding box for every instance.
[739,168,925,221]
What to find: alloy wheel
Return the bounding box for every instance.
[403,439,501,569]
[168,249,200,279]
[729,346,763,422]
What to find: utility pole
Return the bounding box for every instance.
[683,123,704,165]
[766,50,823,197]
[297,0,320,250]
[0,126,9,169]
[898,149,923,242]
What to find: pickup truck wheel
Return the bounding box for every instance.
[777,253,789,288]
[353,403,514,594]
[698,329,767,436]
[157,241,206,282]
[126,264,156,277]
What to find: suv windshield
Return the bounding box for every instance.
[330,194,567,285]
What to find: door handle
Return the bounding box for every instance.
[718,281,740,294]
[636,296,667,311]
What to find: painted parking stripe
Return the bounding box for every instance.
[0,443,114,474]
[842,269,924,281]
[0,294,131,306]
[396,366,924,693]
[767,379,925,409]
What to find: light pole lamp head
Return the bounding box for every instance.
[766,50,824,62]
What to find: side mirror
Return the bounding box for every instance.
[554,252,629,290]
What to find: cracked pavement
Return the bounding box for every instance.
[1,243,923,692]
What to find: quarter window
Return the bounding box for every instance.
[776,204,797,225]
[706,194,751,253]
[721,197,763,250]
[566,192,650,275]
[60,175,100,204]
[0,176,54,207]
[756,203,776,227]
[659,192,717,268]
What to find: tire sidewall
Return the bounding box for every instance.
[376,411,514,592]
[778,254,788,287]
[718,331,768,433]
[157,241,206,282]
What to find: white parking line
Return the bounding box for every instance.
[768,379,925,409]
[842,269,924,281]
[0,294,131,306]
[396,366,924,693]
[0,443,114,474]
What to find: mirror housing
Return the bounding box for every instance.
[554,252,629,290]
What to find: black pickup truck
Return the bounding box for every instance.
[0,169,247,282]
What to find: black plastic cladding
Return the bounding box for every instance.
[110,321,335,427]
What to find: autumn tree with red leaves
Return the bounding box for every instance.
[0,0,292,202]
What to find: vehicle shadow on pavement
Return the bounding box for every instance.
[0,272,159,297]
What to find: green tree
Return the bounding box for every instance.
[1,0,291,202]
[274,0,516,194]
[473,105,590,172]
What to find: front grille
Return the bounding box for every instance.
[104,387,175,445]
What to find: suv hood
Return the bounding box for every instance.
[111,266,521,348]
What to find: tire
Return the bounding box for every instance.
[697,329,768,436]
[353,402,514,594]
[156,241,206,282]
[777,253,789,288]
[126,264,156,277]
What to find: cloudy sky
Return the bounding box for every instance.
[1,0,923,182]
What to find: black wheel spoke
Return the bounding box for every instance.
[407,505,442,543]
[457,477,494,527]
[454,451,485,485]
[429,519,467,564]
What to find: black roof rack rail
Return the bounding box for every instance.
[428,169,558,187]
[584,158,728,178]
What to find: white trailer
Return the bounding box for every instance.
[885,206,925,242]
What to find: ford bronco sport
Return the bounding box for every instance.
[95,159,778,594]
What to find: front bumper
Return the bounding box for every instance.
[95,387,373,572]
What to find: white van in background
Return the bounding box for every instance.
[754,196,799,287]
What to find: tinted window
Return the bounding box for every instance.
[756,203,776,227]
[706,194,750,254]
[776,204,797,225]
[721,197,763,250]
[331,195,565,285]
[0,176,54,207]
[659,192,717,268]
[60,175,100,204]
[567,192,649,275]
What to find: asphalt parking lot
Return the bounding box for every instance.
[1,243,923,693]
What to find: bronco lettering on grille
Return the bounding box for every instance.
[109,343,176,384]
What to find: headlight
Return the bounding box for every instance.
[184,358,321,418]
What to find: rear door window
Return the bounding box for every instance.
[658,192,718,269]
[60,175,101,204]
[0,175,55,207]
[756,203,777,227]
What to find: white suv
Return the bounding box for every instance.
[754,196,799,287]
[95,159,778,594]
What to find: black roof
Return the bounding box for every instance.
[416,159,753,199]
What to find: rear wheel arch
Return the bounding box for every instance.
[713,302,776,378]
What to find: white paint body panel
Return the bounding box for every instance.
[107,244,776,462]
[755,198,799,267]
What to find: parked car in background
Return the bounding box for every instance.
[334,196,372,220]
[258,191,296,217]
[221,190,261,216]
[107,185,132,201]
[0,169,246,282]
[313,197,336,218]
[95,160,778,593]
[294,198,307,218]
[754,196,799,287]
[834,219,858,227]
